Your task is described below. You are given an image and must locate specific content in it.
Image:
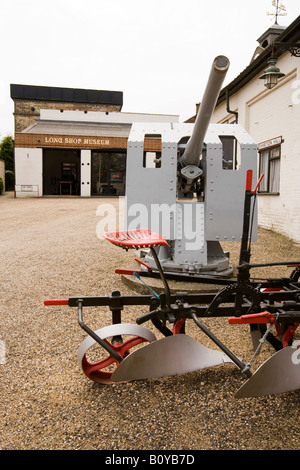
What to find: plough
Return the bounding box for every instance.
[45,170,300,398]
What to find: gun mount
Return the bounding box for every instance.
[124,56,257,276]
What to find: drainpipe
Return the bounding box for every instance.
[226,90,238,123]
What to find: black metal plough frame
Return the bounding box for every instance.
[45,171,300,391]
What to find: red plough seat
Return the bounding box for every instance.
[103,229,170,250]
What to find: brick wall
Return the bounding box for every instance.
[13,99,122,132]
[14,132,162,152]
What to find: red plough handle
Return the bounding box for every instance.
[252,173,264,195]
[228,311,276,324]
[44,299,69,306]
[245,170,264,194]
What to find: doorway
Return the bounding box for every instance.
[43,149,81,195]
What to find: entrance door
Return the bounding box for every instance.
[91,151,126,196]
[43,149,80,195]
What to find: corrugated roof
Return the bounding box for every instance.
[23,120,131,137]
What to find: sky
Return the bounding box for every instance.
[0,0,299,139]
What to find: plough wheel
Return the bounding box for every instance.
[77,323,157,384]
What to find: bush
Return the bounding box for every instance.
[5,170,14,191]
[0,177,3,194]
[0,136,14,173]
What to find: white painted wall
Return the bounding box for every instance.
[40,109,179,124]
[14,148,43,197]
[212,51,300,242]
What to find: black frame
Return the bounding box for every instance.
[258,145,281,194]
[91,150,126,196]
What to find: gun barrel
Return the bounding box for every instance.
[180,55,230,167]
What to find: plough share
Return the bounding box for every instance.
[45,170,300,398]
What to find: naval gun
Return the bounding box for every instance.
[124,55,257,276]
[178,55,230,197]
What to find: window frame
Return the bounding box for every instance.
[258,144,281,195]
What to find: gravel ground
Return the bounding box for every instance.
[0,192,299,451]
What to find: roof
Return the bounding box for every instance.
[10,84,123,107]
[217,14,300,105]
[20,108,179,138]
[22,120,132,138]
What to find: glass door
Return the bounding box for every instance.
[91,151,126,196]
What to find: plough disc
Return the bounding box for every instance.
[111,334,234,383]
[235,345,300,398]
[77,323,157,384]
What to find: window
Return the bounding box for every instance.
[143,134,162,168]
[258,146,280,194]
[219,136,239,170]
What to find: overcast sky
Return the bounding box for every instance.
[0,0,299,138]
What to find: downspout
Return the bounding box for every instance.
[226,90,238,123]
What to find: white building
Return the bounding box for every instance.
[211,15,300,243]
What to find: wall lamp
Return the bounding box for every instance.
[259,42,300,89]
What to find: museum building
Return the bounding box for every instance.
[10,84,178,197]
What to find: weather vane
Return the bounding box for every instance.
[267,0,287,24]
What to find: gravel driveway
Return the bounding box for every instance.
[0,192,299,451]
